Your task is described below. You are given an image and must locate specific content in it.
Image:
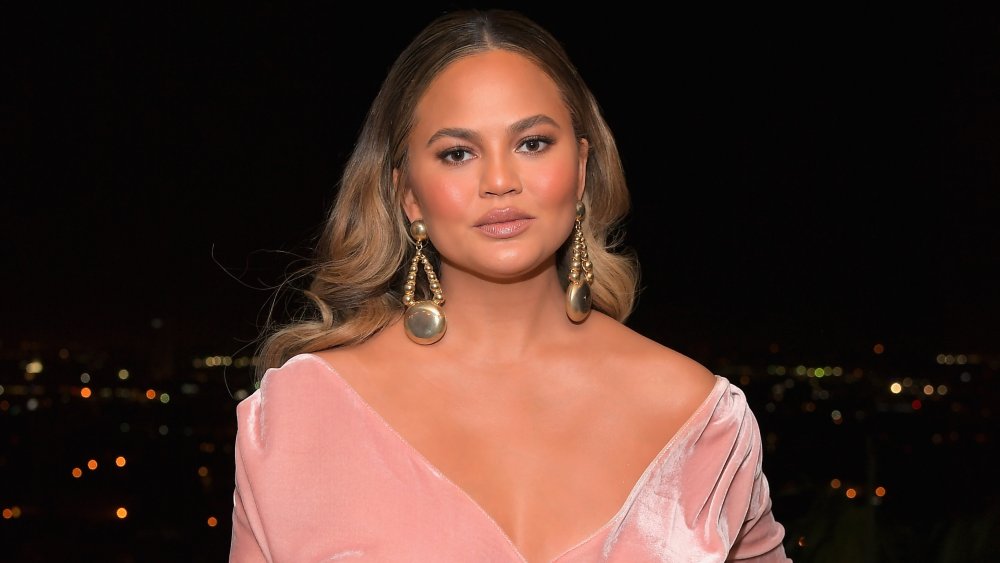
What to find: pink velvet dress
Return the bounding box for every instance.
[229,353,791,562]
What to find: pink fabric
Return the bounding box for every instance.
[230,353,791,562]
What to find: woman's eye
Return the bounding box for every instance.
[517,136,552,153]
[439,148,473,164]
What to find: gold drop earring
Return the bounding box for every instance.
[402,220,447,344]
[565,200,593,322]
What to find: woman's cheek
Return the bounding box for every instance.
[532,167,580,206]
[421,181,471,221]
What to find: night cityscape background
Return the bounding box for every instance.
[4,4,998,562]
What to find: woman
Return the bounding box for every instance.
[229,9,790,562]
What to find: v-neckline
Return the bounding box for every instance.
[301,352,725,562]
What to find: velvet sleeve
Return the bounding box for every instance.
[725,392,791,562]
[229,390,272,563]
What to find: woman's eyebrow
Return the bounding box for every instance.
[426,127,479,146]
[509,114,558,135]
[425,114,560,147]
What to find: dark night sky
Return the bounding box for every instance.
[6,5,999,365]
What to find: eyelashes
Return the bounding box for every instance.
[436,136,555,166]
[437,147,473,164]
[517,136,552,154]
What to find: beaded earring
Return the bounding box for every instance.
[565,201,593,322]
[402,220,447,344]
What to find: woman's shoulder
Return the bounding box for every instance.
[236,353,343,424]
[235,352,370,454]
[584,312,719,411]
[253,353,337,393]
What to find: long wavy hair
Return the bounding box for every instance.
[253,9,639,381]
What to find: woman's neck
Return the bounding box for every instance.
[425,260,577,362]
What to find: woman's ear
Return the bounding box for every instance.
[576,137,589,201]
[395,167,422,222]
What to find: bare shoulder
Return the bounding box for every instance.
[582,313,718,413]
[311,345,358,372]
[309,324,410,391]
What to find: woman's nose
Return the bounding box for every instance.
[479,153,522,197]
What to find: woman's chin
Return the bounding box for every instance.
[445,256,558,284]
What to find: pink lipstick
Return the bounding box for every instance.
[474,207,534,239]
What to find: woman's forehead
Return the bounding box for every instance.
[411,50,570,136]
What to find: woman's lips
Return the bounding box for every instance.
[476,218,533,238]
[474,207,534,238]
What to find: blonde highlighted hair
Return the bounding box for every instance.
[253,9,640,380]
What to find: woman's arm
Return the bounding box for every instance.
[229,394,271,563]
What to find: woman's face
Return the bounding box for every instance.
[398,49,588,282]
